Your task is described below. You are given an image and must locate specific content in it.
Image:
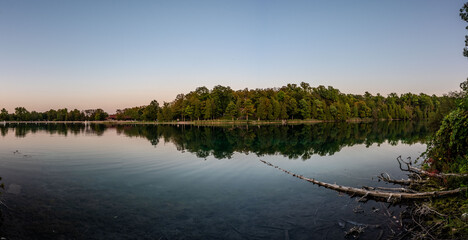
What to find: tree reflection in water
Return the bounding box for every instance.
[0,121,432,160]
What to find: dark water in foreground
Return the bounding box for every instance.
[0,121,432,239]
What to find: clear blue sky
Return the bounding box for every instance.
[1,0,467,113]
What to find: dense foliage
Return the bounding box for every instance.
[0,108,108,121]
[116,83,456,122]
[425,108,468,173]
[154,84,457,122]
[424,3,468,174]
[0,83,457,122]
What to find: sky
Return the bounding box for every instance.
[1,0,467,113]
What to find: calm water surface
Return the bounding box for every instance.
[0,122,432,239]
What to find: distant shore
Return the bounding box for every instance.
[1,118,393,126]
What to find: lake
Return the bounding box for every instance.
[0,121,432,239]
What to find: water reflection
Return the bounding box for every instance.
[0,121,432,239]
[0,121,431,160]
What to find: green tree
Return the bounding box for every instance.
[329,105,339,120]
[172,94,186,120]
[120,107,144,121]
[299,99,311,119]
[184,105,194,121]
[344,103,351,119]
[142,100,159,121]
[0,108,9,121]
[314,99,325,120]
[56,108,68,121]
[225,101,237,120]
[414,106,423,120]
[241,99,255,121]
[30,111,41,121]
[191,98,202,121]
[14,107,30,121]
[356,101,371,118]
[93,109,108,121]
[279,103,288,120]
[287,98,298,119]
[47,109,57,121]
[352,104,359,118]
[195,86,210,101]
[68,109,83,121]
[204,99,213,120]
[158,102,173,121]
[211,85,233,118]
[257,97,272,120]
[271,99,281,120]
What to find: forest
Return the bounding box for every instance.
[0,107,108,121]
[0,83,459,122]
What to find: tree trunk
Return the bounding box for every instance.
[260,160,466,203]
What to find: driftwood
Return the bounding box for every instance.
[377,172,427,186]
[362,186,417,193]
[260,160,467,203]
[397,156,468,178]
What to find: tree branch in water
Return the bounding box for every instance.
[397,156,468,178]
[260,160,467,203]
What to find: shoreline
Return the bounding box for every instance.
[1,118,404,126]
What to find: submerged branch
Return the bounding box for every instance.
[260,160,466,203]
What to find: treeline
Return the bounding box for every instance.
[118,83,457,122]
[0,108,108,121]
[1,82,458,122]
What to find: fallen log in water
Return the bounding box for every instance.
[362,186,417,193]
[259,160,467,203]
